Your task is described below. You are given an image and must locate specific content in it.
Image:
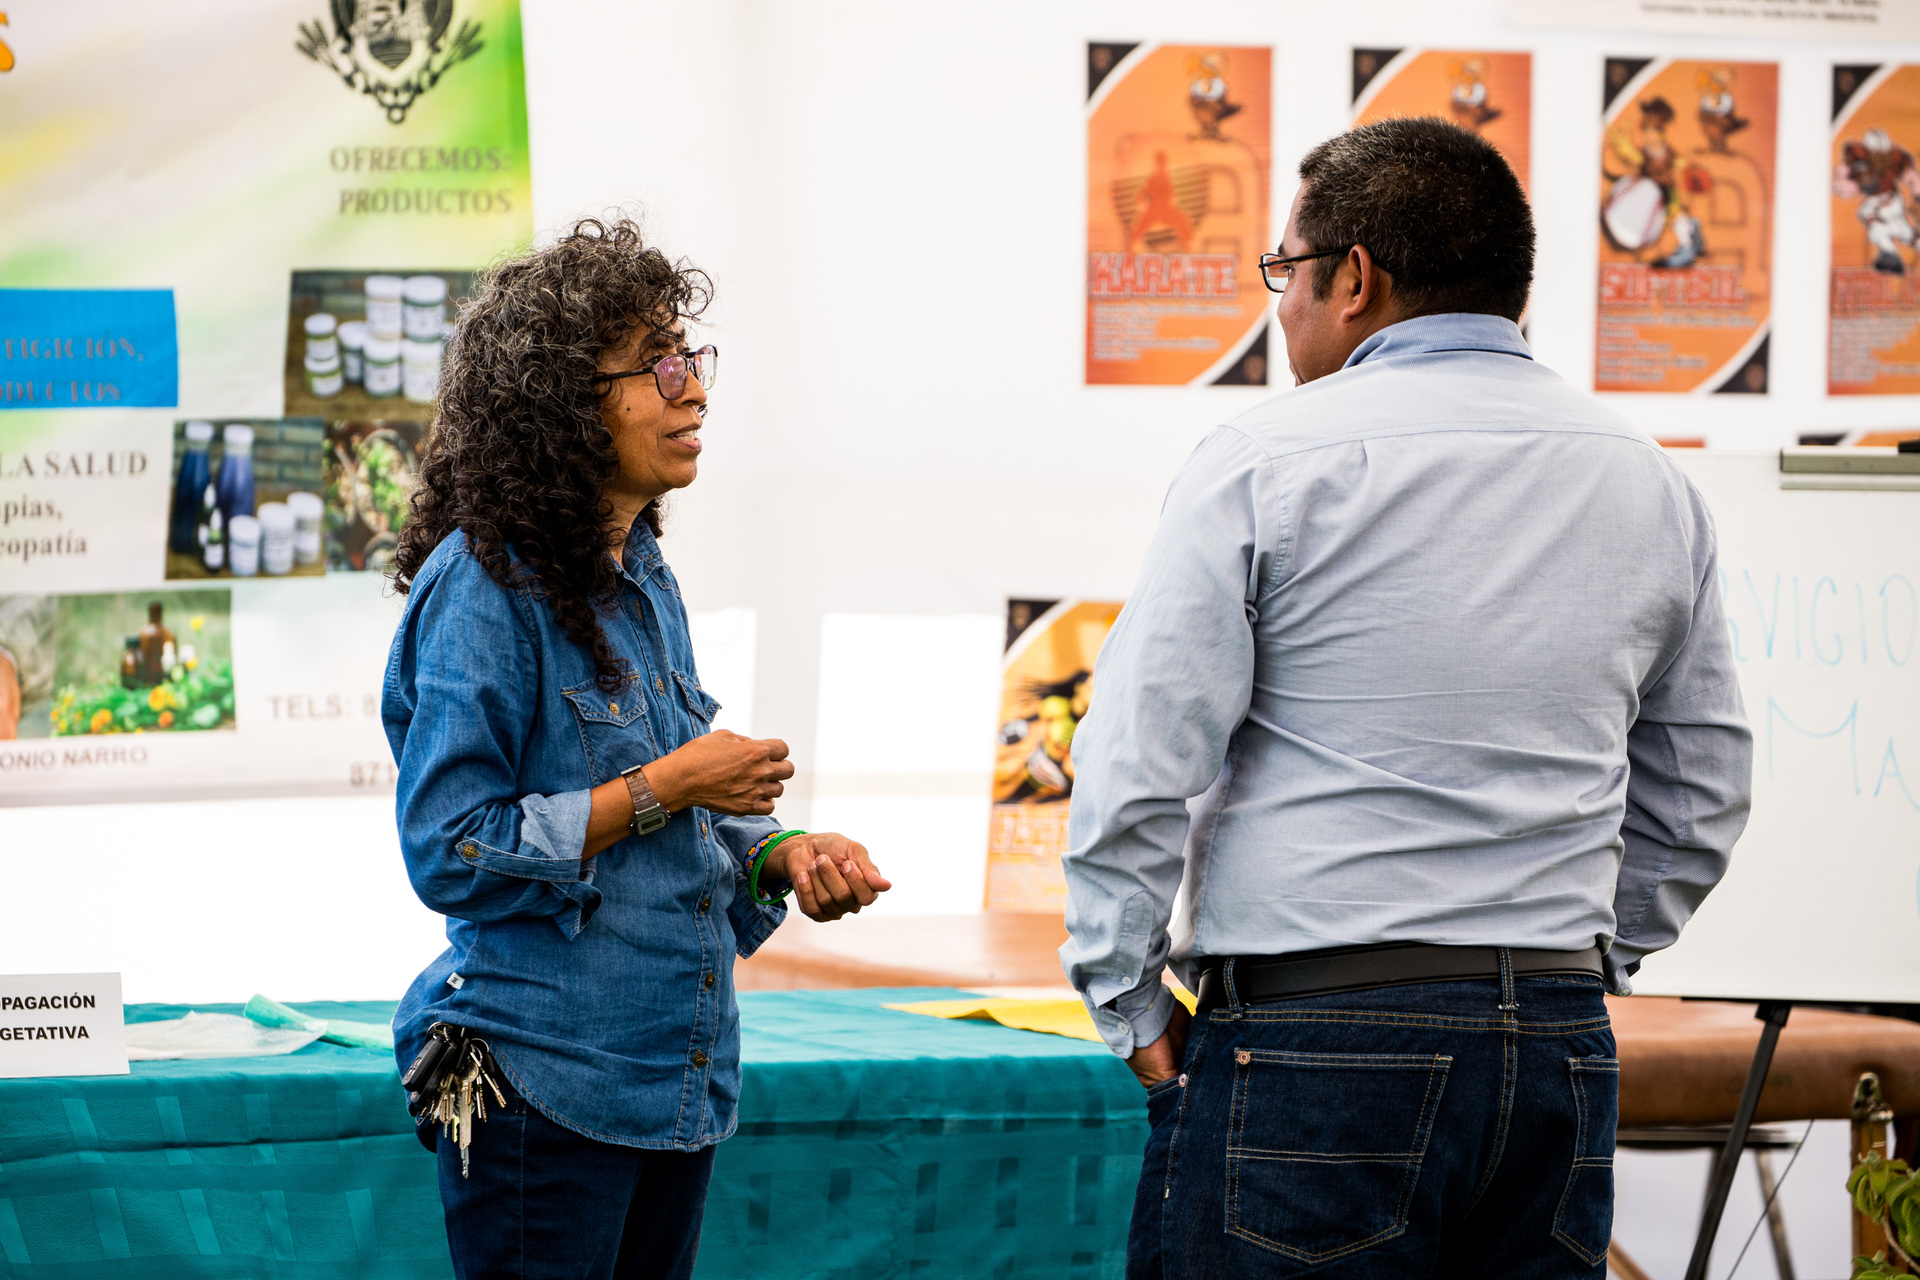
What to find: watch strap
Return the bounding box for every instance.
[622,763,669,835]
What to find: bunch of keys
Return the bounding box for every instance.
[401,1023,507,1178]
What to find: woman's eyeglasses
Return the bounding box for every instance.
[593,344,719,400]
[1257,247,1350,295]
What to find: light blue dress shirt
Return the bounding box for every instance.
[1060,314,1753,1056]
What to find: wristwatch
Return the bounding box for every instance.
[620,762,670,835]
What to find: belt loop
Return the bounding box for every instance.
[1223,957,1244,1019]
[1496,947,1518,1012]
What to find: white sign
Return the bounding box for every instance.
[0,972,128,1078]
[1509,0,1920,40]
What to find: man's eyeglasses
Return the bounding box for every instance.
[1258,248,1350,295]
[592,344,719,400]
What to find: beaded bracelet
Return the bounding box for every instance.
[748,830,807,906]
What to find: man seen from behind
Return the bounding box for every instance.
[1061,118,1752,1278]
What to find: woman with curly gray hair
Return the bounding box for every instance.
[383,217,890,1280]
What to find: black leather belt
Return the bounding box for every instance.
[1193,942,1605,1014]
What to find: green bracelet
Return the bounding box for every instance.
[749,830,807,906]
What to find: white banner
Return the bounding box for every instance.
[1509,0,1920,40]
[0,0,532,804]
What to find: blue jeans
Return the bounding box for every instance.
[1129,971,1616,1278]
[438,1071,717,1280]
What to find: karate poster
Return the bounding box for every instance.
[1352,50,1532,192]
[1595,58,1778,395]
[1085,43,1272,386]
[1830,64,1920,395]
[0,0,532,804]
[984,599,1119,913]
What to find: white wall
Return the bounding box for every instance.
[0,4,1904,1270]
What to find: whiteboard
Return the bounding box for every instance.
[1633,451,1920,1003]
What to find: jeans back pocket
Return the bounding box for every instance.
[1226,1049,1451,1264]
[1553,1056,1619,1265]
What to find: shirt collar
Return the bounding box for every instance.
[617,518,663,584]
[1342,312,1532,371]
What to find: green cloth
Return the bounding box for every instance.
[0,990,1146,1279]
[242,996,394,1053]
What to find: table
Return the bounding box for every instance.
[0,991,1145,1280]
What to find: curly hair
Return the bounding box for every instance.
[391,217,712,692]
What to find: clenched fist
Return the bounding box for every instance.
[644,730,794,816]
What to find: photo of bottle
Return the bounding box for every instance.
[164,419,327,580]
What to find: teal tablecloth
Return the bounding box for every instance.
[0,991,1145,1279]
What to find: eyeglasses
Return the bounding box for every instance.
[1258,247,1351,295]
[592,344,719,400]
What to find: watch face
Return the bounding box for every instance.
[633,807,669,836]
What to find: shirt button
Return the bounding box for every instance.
[460,843,477,860]
[692,1050,708,1068]
[654,677,665,692]
[699,897,711,913]
[700,821,709,838]
[704,972,715,990]
[608,701,619,715]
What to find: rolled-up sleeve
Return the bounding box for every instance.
[1608,489,1753,991]
[383,550,602,939]
[716,814,787,957]
[1061,428,1282,1055]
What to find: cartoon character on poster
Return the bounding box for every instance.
[1449,59,1501,131]
[1602,96,1708,268]
[1351,49,1531,193]
[1594,58,1777,395]
[1835,129,1920,275]
[1830,64,1920,394]
[1085,43,1272,387]
[984,599,1120,912]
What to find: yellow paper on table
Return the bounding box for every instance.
[886,988,1197,1043]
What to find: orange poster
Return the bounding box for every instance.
[1830,64,1920,395]
[1085,43,1271,386]
[984,598,1120,912]
[1596,58,1777,394]
[1352,49,1531,192]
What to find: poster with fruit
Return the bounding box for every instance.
[985,598,1121,912]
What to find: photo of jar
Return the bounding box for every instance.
[322,420,424,572]
[164,419,328,581]
[285,268,474,424]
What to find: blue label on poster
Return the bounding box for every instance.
[0,289,178,409]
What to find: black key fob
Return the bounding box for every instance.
[401,1028,451,1092]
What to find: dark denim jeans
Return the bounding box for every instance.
[1129,970,1616,1278]
[438,1071,717,1280]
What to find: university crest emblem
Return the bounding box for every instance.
[297,0,483,124]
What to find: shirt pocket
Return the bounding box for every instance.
[562,679,657,783]
[673,672,721,734]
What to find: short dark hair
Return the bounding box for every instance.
[1295,117,1534,321]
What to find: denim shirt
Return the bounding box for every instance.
[383,524,785,1150]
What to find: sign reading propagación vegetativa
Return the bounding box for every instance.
[0,0,533,805]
